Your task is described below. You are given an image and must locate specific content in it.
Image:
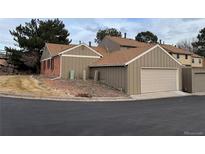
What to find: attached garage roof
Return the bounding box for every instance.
[45,43,107,57]
[90,45,155,67]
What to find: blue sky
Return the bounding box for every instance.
[0,18,205,50]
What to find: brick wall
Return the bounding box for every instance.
[41,55,60,77]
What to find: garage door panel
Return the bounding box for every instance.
[141,69,178,93]
[194,74,205,92]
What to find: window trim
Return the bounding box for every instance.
[177,54,180,59]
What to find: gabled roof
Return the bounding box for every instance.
[90,44,182,67]
[105,36,193,55]
[161,44,192,55]
[105,36,155,47]
[91,46,108,56]
[46,43,77,57]
[90,45,155,67]
[45,43,107,57]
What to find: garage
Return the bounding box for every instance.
[90,44,182,95]
[182,68,205,93]
[194,73,205,92]
[141,68,178,93]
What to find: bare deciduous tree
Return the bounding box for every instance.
[177,38,196,52]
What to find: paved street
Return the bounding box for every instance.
[0,96,205,136]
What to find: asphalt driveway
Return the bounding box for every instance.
[0,96,205,136]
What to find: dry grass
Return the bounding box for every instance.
[39,77,128,97]
[0,75,69,97]
[0,75,128,98]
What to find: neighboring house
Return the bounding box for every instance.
[0,50,7,60]
[191,53,203,67]
[161,44,193,67]
[0,59,8,67]
[40,43,107,79]
[0,58,8,74]
[182,67,205,93]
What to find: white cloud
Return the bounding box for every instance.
[1,18,205,49]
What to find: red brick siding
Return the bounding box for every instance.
[41,56,60,77]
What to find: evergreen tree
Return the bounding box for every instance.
[95,28,121,44]
[135,31,158,43]
[5,18,72,73]
[192,28,205,56]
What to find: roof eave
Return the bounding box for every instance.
[89,64,126,67]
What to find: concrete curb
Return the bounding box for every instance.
[0,91,198,102]
[0,92,133,102]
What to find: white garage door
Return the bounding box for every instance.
[141,68,178,93]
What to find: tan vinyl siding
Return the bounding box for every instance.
[61,56,98,79]
[192,57,203,67]
[63,45,100,56]
[127,46,182,95]
[182,67,192,93]
[172,53,192,66]
[89,66,127,92]
[192,68,205,92]
[41,47,51,60]
[98,37,120,52]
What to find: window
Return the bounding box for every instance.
[199,59,202,64]
[170,53,172,55]
[192,59,195,63]
[47,59,50,69]
[185,55,188,59]
[51,58,54,70]
[177,54,180,59]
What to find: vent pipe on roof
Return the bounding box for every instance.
[89,41,91,47]
[159,40,162,44]
[124,33,127,38]
[163,41,165,44]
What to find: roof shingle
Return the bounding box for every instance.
[90,45,154,66]
[106,36,193,55]
[45,43,108,57]
[46,43,77,57]
[161,44,192,55]
[106,36,153,47]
